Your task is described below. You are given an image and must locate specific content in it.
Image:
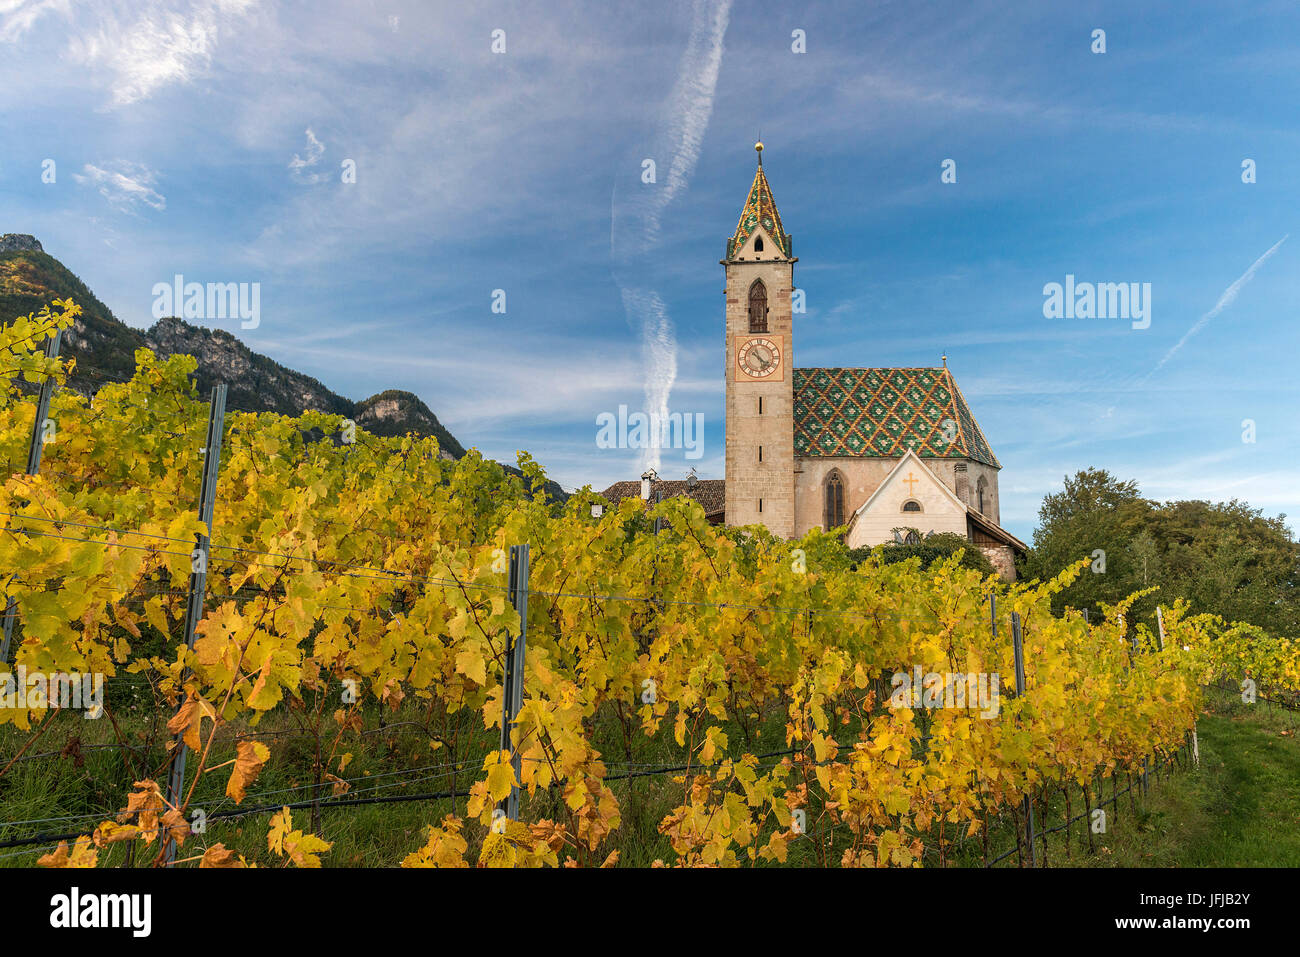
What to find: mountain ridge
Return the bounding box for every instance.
[0,233,566,497]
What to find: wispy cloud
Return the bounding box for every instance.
[1149,234,1289,376]
[288,128,327,184]
[610,0,731,471]
[0,0,67,42]
[634,0,731,246]
[73,161,166,212]
[620,286,680,469]
[48,0,260,106]
[4,0,1298,535]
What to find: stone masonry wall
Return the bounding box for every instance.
[724,226,795,538]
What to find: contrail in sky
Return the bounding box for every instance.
[610,0,731,472]
[1149,234,1288,376]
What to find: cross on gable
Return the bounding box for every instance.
[903,471,919,496]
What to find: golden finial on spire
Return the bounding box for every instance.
[755,140,763,165]
[941,354,948,368]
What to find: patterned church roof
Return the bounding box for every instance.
[727,162,791,259]
[793,367,1000,467]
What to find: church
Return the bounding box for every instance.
[602,144,1026,579]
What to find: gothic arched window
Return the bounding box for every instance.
[824,470,845,529]
[754,235,764,253]
[904,530,922,546]
[976,476,988,515]
[748,279,768,333]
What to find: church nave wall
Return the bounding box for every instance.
[963,460,1001,525]
[793,457,894,537]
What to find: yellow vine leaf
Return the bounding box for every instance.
[484,750,515,803]
[91,821,141,847]
[267,807,332,868]
[402,816,469,868]
[38,839,98,868]
[479,831,516,868]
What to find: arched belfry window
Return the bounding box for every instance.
[748,279,768,333]
[976,476,988,515]
[754,235,764,253]
[824,470,845,529]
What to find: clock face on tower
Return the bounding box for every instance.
[737,336,782,379]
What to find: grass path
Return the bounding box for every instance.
[1080,690,1300,867]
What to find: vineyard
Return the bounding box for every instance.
[2,301,1298,868]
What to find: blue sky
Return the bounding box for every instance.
[2,0,1297,541]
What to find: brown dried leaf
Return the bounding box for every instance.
[119,779,168,843]
[38,839,98,868]
[167,692,218,751]
[199,843,246,868]
[92,821,142,847]
[325,772,350,797]
[162,808,191,846]
[225,740,271,804]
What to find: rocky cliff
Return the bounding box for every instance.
[0,235,569,496]
[0,233,43,253]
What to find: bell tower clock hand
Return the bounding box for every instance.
[737,336,781,378]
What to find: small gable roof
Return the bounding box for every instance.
[851,449,969,519]
[598,478,726,518]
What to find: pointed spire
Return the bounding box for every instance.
[727,143,790,259]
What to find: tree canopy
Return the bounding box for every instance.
[1024,469,1300,635]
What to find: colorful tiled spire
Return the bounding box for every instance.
[727,143,791,259]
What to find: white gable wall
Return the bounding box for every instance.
[732,225,787,262]
[795,454,999,539]
[844,453,968,550]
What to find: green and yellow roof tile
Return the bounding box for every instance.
[793,367,1000,468]
[726,161,791,259]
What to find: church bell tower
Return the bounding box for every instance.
[723,142,796,537]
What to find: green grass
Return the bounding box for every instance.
[1074,687,1300,867]
[941,685,1300,868]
